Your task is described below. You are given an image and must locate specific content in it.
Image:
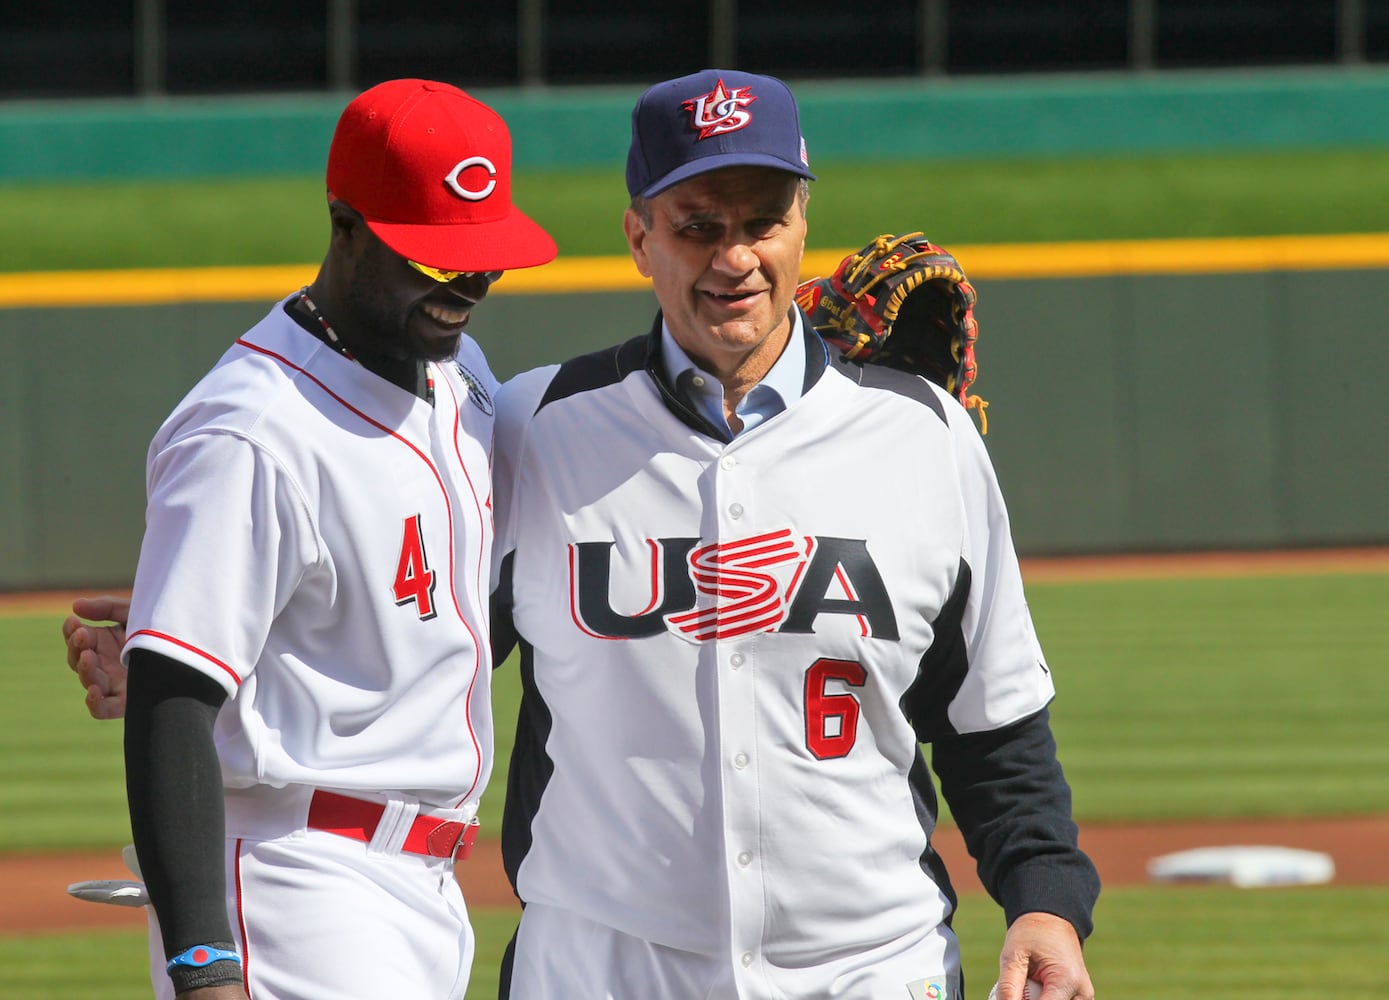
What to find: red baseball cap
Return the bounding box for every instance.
[326,79,556,272]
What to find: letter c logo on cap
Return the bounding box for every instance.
[445,157,498,201]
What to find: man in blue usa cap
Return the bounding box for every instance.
[490,68,1100,1000]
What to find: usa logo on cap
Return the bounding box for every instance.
[625,69,817,198]
[683,79,757,140]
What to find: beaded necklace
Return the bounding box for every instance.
[296,286,434,406]
[297,286,354,360]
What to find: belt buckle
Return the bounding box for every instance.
[427,816,480,861]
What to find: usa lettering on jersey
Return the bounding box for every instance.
[568,527,899,642]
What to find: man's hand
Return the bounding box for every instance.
[996,911,1095,1000]
[62,595,131,720]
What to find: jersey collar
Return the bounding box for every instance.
[643,309,830,443]
[659,311,812,436]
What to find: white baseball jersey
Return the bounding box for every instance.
[491,322,1058,998]
[124,298,498,808]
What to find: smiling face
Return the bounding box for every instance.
[623,166,807,385]
[325,201,499,364]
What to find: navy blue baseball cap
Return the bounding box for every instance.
[625,69,816,199]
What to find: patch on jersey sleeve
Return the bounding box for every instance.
[454,361,494,415]
[906,973,960,1000]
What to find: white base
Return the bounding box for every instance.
[1147,845,1334,888]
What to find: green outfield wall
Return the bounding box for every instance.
[3,262,1386,590]
[4,69,1389,589]
[5,67,1389,181]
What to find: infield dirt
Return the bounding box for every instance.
[5,813,1388,936]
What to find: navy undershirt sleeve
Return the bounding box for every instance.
[933,708,1101,939]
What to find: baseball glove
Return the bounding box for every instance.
[796,232,987,432]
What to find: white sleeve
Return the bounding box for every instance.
[938,390,1056,734]
[123,429,319,695]
[490,364,560,592]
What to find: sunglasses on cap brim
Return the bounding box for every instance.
[327,197,503,286]
[406,259,504,285]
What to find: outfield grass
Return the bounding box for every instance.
[0,611,128,850]
[5,886,1387,999]
[1029,572,1389,821]
[3,146,1389,272]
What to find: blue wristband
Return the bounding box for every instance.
[166,944,242,972]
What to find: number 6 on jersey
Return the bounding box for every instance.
[805,658,866,759]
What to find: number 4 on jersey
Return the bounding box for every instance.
[392,514,438,620]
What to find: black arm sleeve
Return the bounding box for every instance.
[124,649,234,958]
[933,707,1101,940]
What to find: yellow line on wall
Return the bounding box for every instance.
[2,233,1387,308]
[939,232,1389,278]
[0,265,321,308]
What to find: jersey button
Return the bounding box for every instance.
[729,502,744,519]
[720,455,738,470]
[737,851,753,867]
[729,652,745,670]
[741,952,754,967]
[734,752,749,769]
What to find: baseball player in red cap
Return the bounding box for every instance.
[105,79,553,1000]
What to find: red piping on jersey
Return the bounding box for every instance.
[234,838,252,995]
[437,372,490,807]
[234,337,487,804]
[126,629,242,685]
